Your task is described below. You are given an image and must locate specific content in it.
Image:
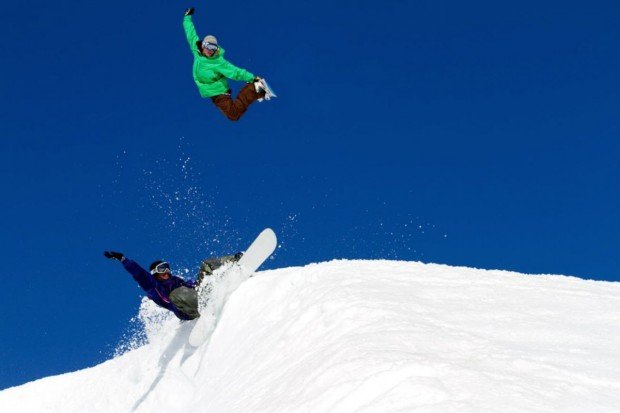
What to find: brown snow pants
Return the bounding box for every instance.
[211,83,263,121]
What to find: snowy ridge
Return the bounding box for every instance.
[1,260,619,412]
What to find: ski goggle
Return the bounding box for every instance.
[202,42,218,52]
[151,262,171,275]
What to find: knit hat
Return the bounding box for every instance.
[202,35,218,46]
[150,260,170,275]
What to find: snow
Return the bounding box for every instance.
[1,260,619,412]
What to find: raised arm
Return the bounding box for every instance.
[105,251,156,292]
[183,8,200,54]
[122,258,156,292]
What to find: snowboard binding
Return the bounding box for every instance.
[254,77,277,101]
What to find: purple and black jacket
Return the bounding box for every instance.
[122,258,197,320]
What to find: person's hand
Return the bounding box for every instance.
[184,7,195,16]
[104,251,125,261]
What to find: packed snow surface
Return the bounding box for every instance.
[1,260,619,412]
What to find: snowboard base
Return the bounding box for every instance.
[188,229,277,347]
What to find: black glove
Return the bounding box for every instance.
[234,252,244,261]
[184,7,194,16]
[104,251,125,261]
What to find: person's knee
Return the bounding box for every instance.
[170,287,200,319]
[216,108,241,121]
[225,112,242,121]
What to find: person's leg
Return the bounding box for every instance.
[236,82,264,109]
[169,286,200,319]
[197,253,243,283]
[211,84,264,121]
[211,93,239,121]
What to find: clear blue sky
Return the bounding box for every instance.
[1,0,618,389]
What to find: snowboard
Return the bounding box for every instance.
[258,78,277,101]
[188,228,277,347]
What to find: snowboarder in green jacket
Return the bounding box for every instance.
[183,7,268,121]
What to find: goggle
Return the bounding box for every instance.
[151,262,171,275]
[202,42,218,52]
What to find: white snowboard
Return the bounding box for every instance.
[188,228,277,347]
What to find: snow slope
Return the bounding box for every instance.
[1,260,619,412]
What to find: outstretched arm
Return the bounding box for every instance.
[121,258,156,292]
[183,9,200,54]
[104,251,156,292]
[217,59,255,82]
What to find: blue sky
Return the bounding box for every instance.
[1,0,619,389]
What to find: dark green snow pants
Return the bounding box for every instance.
[169,286,200,320]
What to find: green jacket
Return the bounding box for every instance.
[183,16,255,98]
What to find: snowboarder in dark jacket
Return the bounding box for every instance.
[104,251,242,320]
[104,252,200,320]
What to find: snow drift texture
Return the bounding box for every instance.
[1,260,619,412]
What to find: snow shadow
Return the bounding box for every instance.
[132,321,196,411]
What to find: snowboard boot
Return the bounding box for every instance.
[197,252,243,283]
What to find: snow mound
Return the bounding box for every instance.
[1,260,619,412]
